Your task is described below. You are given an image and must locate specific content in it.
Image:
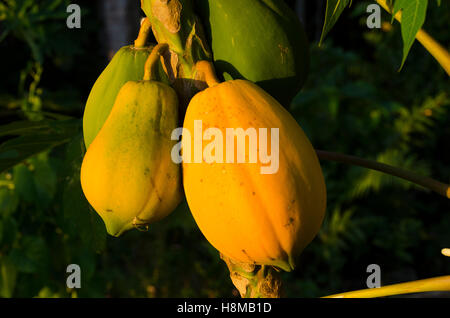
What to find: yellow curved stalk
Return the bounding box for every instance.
[143,43,169,81]
[323,275,450,298]
[195,60,221,88]
[134,17,153,48]
[376,0,450,76]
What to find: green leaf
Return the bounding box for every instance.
[319,0,352,46]
[392,0,428,70]
[0,186,19,218]
[0,256,17,298]
[0,119,80,137]
[0,119,81,173]
[9,236,49,274]
[30,152,57,208]
[0,217,18,247]
[13,164,37,203]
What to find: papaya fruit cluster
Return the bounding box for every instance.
[81,2,325,272]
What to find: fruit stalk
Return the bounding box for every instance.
[143,43,169,81]
[376,0,450,76]
[140,0,212,108]
[134,17,153,48]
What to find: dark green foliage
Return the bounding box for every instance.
[0,0,449,297]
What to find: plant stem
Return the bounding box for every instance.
[220,254,282,298]
[140,0,211,108]
[323,275,450,298]
[194,60,221,87]
[134,17,153,48]
[376,0,450,76]
[143,43,169,81]
[315,150,450,199]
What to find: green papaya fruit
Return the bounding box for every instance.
[82,44,168,149]
[195,0,309,107]
[80,44,182,237]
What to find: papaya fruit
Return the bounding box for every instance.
[182,61,326,272]
[194,0,309,107]
[82,19,168,149]
[80,44,182,237]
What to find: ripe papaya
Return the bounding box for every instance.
[194,0,309,107]
[80,44,182,237]
[182,61,326,272]
[82,19,168,149]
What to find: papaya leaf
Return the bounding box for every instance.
[9,236,49,274]
[0,186,19,218]
[392,0,428,70]
[0,119,81,173]
[12,164,37,203]
[319,0,352,46]
[0,119,79,137]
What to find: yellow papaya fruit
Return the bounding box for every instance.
[82,18,168,149]
[182,61,326,271]
[80,44,182,237]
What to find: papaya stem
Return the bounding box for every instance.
[143,43,169,81]
[134,17,153,48]
[376,0,450,76]
[315,150,450,199]
[195,61,221,88]
[220,254,282,298]
[322,275,450,298]
[141,0,212,108]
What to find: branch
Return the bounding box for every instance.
[316,150,450,199]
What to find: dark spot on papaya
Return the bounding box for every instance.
[284,217,295,227]
[200,178,203,182]
[144,167,150,176]
[106,209,113,213]
[252,191,256,195]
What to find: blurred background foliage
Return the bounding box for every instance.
[0,0,449,298]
